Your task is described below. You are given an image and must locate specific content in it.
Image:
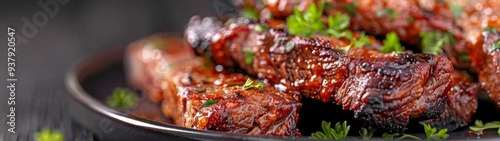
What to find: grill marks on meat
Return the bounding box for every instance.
[127,39,301,137]
[187,19,454,132]
[471,30,500,107]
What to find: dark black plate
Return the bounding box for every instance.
[65,43,500,141]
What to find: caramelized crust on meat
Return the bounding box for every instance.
[186,18,454,132]
[127,36,301,137]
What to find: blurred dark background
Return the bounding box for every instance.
[0,0,235,140]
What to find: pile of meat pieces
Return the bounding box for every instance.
[127,0,500,137]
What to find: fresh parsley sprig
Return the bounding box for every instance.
[359,128,375,140]
[377,8,397,20]
[420,31,455,55]
[287,2,326,37]
[240,7,259,20]
[424,124,449,140]
[286,2,372,51]
[107,87,138,111]
[200,99,218,109]
[242,78,264,90]
[382,132,422,140]
[381,32,404,53]
[469,120,500,135]
[310,121,350,140]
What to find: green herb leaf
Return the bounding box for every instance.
[382,132,422,140]
[458,52,470,61]
[287,2,326,37]
[343,2,358,15]
[450,3,462,18]
[424,124,449,140]
[338,44,352,54]
[407,16,415,23]
[311,121,350,140]
[484,26,497,32]
[240,8,259,20]
[489,41,500,52]
[470,120,500,135]
[254,24,267,33]
[243,48,254,65]
[107,87,138,110]
[359,128,375,140]
[36,128,64,141]
[381,32,404,53]
[377,8,397,20]
[200,100,218,109]
[420,31,455,55]
[195,87,206,92]
[242,78,264,90]
[352,33,371,48]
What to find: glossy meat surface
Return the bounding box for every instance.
[186,18,454,132]
[471,30,500,107]
[127,37,301,137]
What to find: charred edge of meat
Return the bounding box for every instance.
[351,54,452,133]
[419,73,479,131]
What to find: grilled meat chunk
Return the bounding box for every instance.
[186,18,454,132]
[127,36,301,137]
[420,71,478,130]
[471,30,500,107]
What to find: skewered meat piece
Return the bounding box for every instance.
[186,17,454,132]
[127,36,301,137]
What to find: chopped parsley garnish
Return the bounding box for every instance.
[407,17,415,23]
[286,42,295,53]
[286,2,371,48]
[36,128,64,141]
[310,121,350,140]
[420,31,455,55]
[338,44,352,54]
[242,78,264,90]
[489,41,500,52]
[243,48,254,65]
[195,87,206,92]
[381,32,404,53]
[382,133,422,140]
[352,33,371,48]
[240,7,259,20]
[254,24,267,33]
[469,120,500,135]
[359,128,375,140]
[287,2,326,37]
[107,87,138,110]
[484,26,497,32]
[325,13,351,38]
[200,100,218,109]
[458,52,470,61]
[343,2,358,15]
[376,8,397,20]
[450,3,462,18]
[424,124,449,140]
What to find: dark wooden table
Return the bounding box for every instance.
[0,1,235,140]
